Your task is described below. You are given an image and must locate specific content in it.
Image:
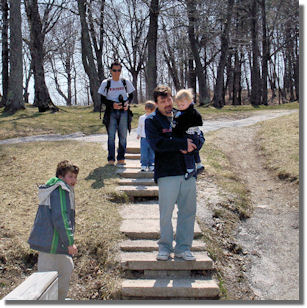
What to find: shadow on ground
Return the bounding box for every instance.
[85,164,119,188]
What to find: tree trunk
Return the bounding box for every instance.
[5,0,24,113]
[186,0,209,105]
[131,71,138,104]
[145,0,159,99]
[260,0,268,105]
[188,57,197,97]
[77,0,100,111]
[24,0,58,112]
[250,0,261,106]
[232,49,242,105]
[213,0,234,108]
[1,0,9,107]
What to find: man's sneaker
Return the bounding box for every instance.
[141,165,147,172]
[107,160,115,166]
[148,166,154,172]
[184,170,195,180]
[156,251,170,261]
[175,250,196,261]
[196,166,205,175]
[117,160,126,166]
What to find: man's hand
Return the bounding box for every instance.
[123,102,129,111]
[113,102,122,110]
[68,244,78,256]
[180,138,197,154]
[137,135,140,140]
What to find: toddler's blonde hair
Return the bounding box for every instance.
[175,88,194,102]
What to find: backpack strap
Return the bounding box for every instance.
[121,78,128,94]
[105,79,111,95]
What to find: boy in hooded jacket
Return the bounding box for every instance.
[28,160,79,301]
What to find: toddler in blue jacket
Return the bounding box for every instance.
[28,160,79,300]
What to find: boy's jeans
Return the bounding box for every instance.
[107,110,128,161]
[140,137,155,167]
[157,175,196,254]
[38,252,74,300]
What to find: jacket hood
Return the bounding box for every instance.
[38,177,71,206]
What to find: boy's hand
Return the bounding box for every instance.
[123,102,129,111]
[137,135,140,140]
[68,244,78,256]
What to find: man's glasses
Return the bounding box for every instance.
[112,69,121,72]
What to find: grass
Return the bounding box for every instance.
[0,102,299,140]
[200,133,252,219]
[257,112,299,183]
[0,104,145,140]
[0,141,125,300]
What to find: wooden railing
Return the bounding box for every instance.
[3,271,58,300]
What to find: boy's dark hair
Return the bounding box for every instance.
[153,85,172,103]
[110,61,122,69]
[56,160,79,178]
[145,100,156,111]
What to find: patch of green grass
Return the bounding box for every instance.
[257,112,299,183]
[0,141,124,299]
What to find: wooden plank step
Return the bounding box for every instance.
[117,169,154,179]
[120,239,206,252]
[117,186,159,197]
[125,153,141,160]
[126,146,140,154]
[120,252,213,271]
[121,278,219,298]
[119,178,156,186]
[120,219,202,239]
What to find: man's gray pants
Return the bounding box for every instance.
[38,252,74,300]
[157,175,197,254]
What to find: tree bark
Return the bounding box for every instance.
[186,0,209,106]
[1,0,9,107]
[5,0,24,113]
[213,0,234,108]
[250,0,261,106]
[188,57,197,96]
[145,0,159,99]
[261,0,269,105]
[77,0,100,111]
[24,0,58,112]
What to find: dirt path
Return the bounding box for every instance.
[208,125,299,300]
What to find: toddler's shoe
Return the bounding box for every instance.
[141,165,147,172]
[196,166,205,175]
[148,166,154,172]
[184,169,196,180]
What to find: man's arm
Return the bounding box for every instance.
[145,117,188,153]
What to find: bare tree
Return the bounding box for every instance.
[5,0,24,113]
[77,0,101,111]
[185,0,209,105]
[24,0,59,112]
[213,0,234,108]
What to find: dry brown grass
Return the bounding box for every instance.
[257,112,299,183]
[0,141,125,300]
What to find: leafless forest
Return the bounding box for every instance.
[0,0,299,113]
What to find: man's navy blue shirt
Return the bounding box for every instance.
[145,108,188,183]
